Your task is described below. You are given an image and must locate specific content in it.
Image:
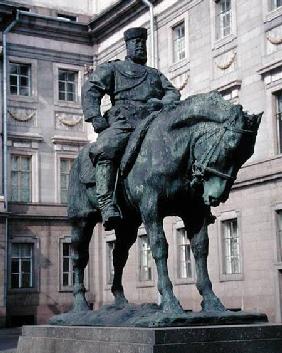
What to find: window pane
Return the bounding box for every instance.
[22,260,31,273]
[58,70,67,81]
[222,219,241,274]
[63,273,69,286]
[59,91,65,101]
[10,85,18,95]
[63,243,70,257]
[9,64,18,75]
[11,259,19,273]
[173,22,185,62]
[11,274,19,288]
[22,273,31,288]
[19,86,29,96]
[67,92,74,101]
[10,75,17,86]
[63,258,69,272]
[12,243,20,257]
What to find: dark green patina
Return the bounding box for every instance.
[50,28,262,326]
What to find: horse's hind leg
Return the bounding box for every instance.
[189,218,225,312]
[111,223,138,306]
[71,217,95,312]
[143,215,184,314]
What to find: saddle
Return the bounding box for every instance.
[78,113,157,185]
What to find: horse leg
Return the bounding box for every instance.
[143,217,184,314]
[111,223,138,306]
[71,217,94,312]
[189,218,225,312]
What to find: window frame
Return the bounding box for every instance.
[9,62,32,97]
[10,154,32,203]
[274,90,282,155]
[106,240,115,285]
[53,63,83,108]
[210,0,237,49]
[8,57,38,103]
[218,211,243,282]
[173,219,195,285]
[59,157,74,204]
[136,228,155,288]
[8,236,39,293]
[9,151,39,203]
[172,21,186,64]
[55,153,76,204]
[167,14,189,70]
[58,236,89,292]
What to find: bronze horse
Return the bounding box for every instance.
[68,92,261,314]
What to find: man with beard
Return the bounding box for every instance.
[82,27,180,231]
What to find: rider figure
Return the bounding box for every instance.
[82,27,180,231]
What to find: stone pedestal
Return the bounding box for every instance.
[17,324,282,353]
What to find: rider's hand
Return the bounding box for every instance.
[91,115,109,133]
[147,98,163,112]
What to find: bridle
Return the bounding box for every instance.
[191,120,256,187]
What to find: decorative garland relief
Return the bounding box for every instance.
[215,51,236,70]
[57,114,82,127]
[267,32,282,45]
[8,109,35,122]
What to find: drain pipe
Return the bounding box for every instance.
[2,9,19,314]
[141,0,156,68]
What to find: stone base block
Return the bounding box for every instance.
[17,324,282,353]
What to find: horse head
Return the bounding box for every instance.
[191,105,262,207]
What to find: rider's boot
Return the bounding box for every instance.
[95,159,122,231]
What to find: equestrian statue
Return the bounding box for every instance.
[65,28,262,318]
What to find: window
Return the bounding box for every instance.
[60,158,73,204]
[62,242,74,287]
[106,241,115,284]
[277,211,282,261]
[139,235,152,281]
[222,219,241,274]
[271,0,282,10]
[58,69,77,102]
[10,155,31,202]
[177,228,193,279]
[173,22,186,62]
[275,92,282,154]
[9,62,31,96]
[10,243,33,289]
[215,0,232,40]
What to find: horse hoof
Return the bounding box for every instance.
[201,297,225,312]
[161,299,184,315]
[71,297,91,312]
[114,295,129,307]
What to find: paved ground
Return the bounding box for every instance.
[0,328,21,353]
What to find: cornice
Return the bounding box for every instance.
[0,5,91,45]
[88,0,161,43]
[8,43,93,66]
[51,135,88,146]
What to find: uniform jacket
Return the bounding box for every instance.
[82,58,180,130]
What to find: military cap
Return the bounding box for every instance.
[124,27,147,41]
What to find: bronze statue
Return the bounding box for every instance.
[49,28,262,326]
[82,27,180,231]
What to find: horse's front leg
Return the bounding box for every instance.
[190,218,225,312]
[111,222,138,306]
[71,217,94,312]
[143,216,184,314]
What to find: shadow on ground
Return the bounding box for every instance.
[0,328,21,353]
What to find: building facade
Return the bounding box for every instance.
[0,0,282,326]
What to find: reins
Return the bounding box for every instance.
[191,120,256,187]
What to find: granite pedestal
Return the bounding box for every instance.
[16,324,282,353]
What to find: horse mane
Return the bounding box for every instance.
[161,91,239,130]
